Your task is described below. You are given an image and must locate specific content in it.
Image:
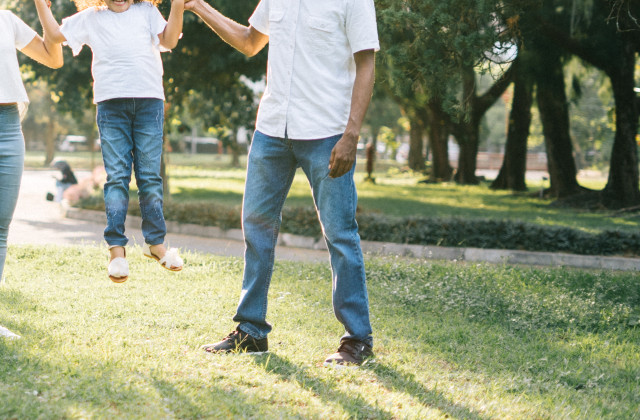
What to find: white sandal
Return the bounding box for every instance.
[143,243,183,272]
[108,257,129,283]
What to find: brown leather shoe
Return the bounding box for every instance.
[324,339,374,368]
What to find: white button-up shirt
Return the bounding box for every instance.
[249,0,379,140]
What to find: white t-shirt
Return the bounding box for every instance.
[0,10,37,118]
[249,0,380,140]
[60,2,167,103]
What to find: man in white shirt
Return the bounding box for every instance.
[188,0,379,367]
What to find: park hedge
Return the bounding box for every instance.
[78,197,640,258]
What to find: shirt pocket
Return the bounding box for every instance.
[306,16,339,56]
[268,8,285,38]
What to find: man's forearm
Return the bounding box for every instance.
[344,49,376,143]
[188,0,262,56]
[328,49,376,178]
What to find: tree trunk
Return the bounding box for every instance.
[365,127,380,181]
[602,35,640,208]
[454,124,480,185]
[492,60,533,191]
[535,50,580,198]
[453,66,480,185]
[426,101,453,181]
[454,63,514,185]
[44,119,56,166]
[530,0,639,206]
[408,116,426,171]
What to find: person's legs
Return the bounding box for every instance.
[55,181,74,202]
[232,130,298,339]
[293,135,373,347]
[130,98,166,247]
[97,99,135,248]
[0,106,25,281]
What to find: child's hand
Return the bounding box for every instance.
[184,0,200,12]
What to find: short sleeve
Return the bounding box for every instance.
[148,3,168,47]
[248,0,269,36]
[11,12,37,50]
[60,8,92,56]
[346,0,379,54]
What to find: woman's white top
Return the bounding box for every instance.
[60,2,167,103]
[0,10,37,119]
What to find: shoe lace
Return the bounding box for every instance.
[224,330,242,340]
[337,339,366,355]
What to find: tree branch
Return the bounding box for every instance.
[475,62,515,116]
[532,16,612,72]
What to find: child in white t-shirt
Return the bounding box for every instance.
[34,0,185,283]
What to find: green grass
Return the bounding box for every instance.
[27,151,635,233]
[164,162,632,234]
[1,245,639,419]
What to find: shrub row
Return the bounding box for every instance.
[78,197,640,257]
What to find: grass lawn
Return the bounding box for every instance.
[26,151,637,234]
[162,158,633,234]
[1,245,639,419]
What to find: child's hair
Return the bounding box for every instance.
[72,0,162,12]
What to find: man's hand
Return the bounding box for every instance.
[328,132,359,178]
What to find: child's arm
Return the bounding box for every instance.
[158,0,184,50]
[33,0,67,44]
[21,0,63,68]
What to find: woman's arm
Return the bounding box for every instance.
[158,0,185,49]
[33,0,67,44]
[20,0,63,69]
[184,0,268,57]
[20,34,63,69]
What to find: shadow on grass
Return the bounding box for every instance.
[363,362,488,420]
[250,352,393,418]
[147,373,294,418]
[250,352,486,419]
[367,263,640,417]
[0,289,262,419]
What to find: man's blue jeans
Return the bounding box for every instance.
[0,105,24,281]
[234,130,373,346]
[96,98,166,247]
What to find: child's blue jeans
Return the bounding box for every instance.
[96,98,166,247]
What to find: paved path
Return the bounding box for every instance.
[8,170,329,263]
[8,170,640,272]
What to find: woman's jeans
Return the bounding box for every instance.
[234,130,373,346]
[0,105,24,280]
[55,181,74,202]
[96,98,166,247]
